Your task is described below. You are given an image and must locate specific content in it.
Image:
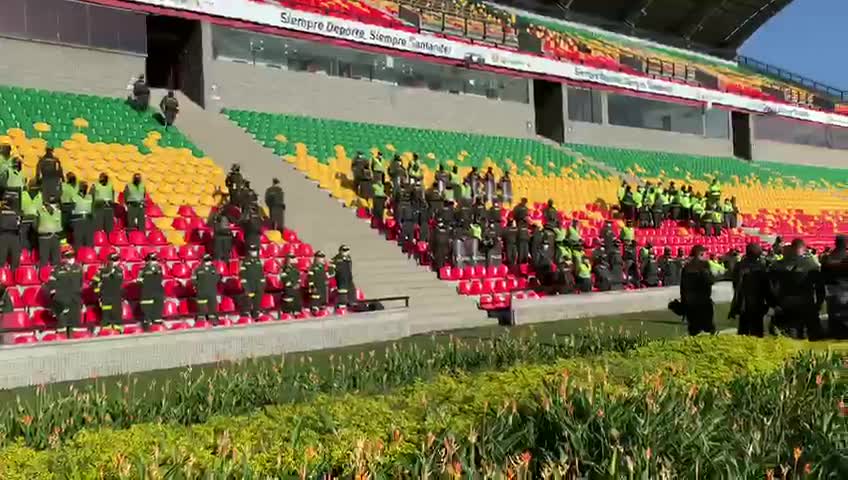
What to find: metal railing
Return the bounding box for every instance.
[737,55,848,103]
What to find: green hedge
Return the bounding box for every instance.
[1,336,842,478]
[0,329,649,450]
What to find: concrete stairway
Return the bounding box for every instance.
[171,93,491,334]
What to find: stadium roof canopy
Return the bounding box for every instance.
[502,0,794,56]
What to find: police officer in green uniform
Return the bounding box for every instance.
[71,181,93,249]
[124,173,146,232]
[92,251,123,330]
[308,251,332,313]
[240,246,266,318]
[332,245,354,307]
[212,212,233,261]
[264,178,285,233]
[576,256,593,292]
[138,252,164,330]
[91,172,115,233]
[193,254,220,325]
[0,157,25,213]
[280,252,302,315]
[371,151,385,185]
[36,203,62,267]
[49,249,83,337]
[0,200,20,270]
[20,187,41,251]
[60,172,78,233]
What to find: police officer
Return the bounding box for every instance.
[240,206,262,253]
[36,203,62,267]
[481,220,502,267]
[431,221,451,270]
[20,187,41,251]
[138,252,165,330]
[608,246,625,291]
[124,173,146,231]
[71,181,94,250]
[679,245,715,335]
[371,151,385,185]
[658,247,682,286]
[240,246,266,319]
[593,256,612,292]
[512,198,529,228]
[397,192,416,251]
[131,74,150,111]
[193,254,220,325]
[332,245,355,307]
[92,251,123,330]
[371,180,387,228]
[0,201,20,270]
[728,243,771,337]
[641,249,660,287]
[575,256,593,293]
[821,235,848,339]
[502,219,519,266]
[623,240,640,288]
[483,167,496,204]
[60,172,78,233]
[49,249,83,337]
[769,239,824,339]
[498,172,513,206]
[160,90,179,128]
[280,252,302,315]
[0,156,25,212]
[91,172,115,233]
[36,148,63,204]
[225,164,244,202]
[212,212,233,261]
[543,199,558,228]
[308,251,331,313]
[264,178,285,233]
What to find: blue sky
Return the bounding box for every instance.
[740,0,847,90]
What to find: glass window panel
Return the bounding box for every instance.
[705,108,729,139]
[0,0,28,38]
[608,93,703,135]
[26,0,60,43]
[56,0,89,47]
[567,87,602,124]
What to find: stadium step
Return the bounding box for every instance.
[554,142,642,185]
[169,92,490,331]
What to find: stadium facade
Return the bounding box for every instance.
[0,0,845,169]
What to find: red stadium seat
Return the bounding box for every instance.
[15,266,38,286]
[7,289,23,309]
[178,205,197,217]
[146,203,163,218]
[109,230,129,246]
[218,296,237,313]
[38,266,53,284]
[260,293,276,310]
[18,249,34,266]
[263,259,280,274]
[128,230,147,246]
[1,311,29,330]
[148,229,168,245]
[120,247,142,263]
[158,245,179,261]
[180,245,203,261]
[171,217,189,230]
[169,262,191,279]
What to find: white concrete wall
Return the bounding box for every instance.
[208,59,535,137]
[564,120,735,157]
[0,37,144,97]
[752,140,848,169]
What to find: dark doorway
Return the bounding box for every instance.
[533,79,564,143]
[731,111,752,160]
[146,15,205,106]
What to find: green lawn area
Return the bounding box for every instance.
[0,304,733,402]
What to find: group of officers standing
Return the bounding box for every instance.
[0,162,355,337]
[0,143,149,270]
[618,178,740,236]
[679,236,848,340]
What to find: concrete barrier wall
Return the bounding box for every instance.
[0,309,410,389]
[512,283,733,326]
[208,59,535,138]
[565,120,735,157]
[0,38,143,97]
[752,139,848,169]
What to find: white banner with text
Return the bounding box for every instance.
[129,0,848,129]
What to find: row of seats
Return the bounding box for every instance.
[0,84,368,343]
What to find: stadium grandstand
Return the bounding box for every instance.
[0,0,844,382]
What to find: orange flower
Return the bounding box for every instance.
[815,374,823,387]
[646,447,652,460]
[794,446,802,462]
[804,463,812,474]
[521,451,532,465]
[21,415,32,426]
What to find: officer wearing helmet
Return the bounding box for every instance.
[332,245,354,307]
[92,251,124,330]
[49,249,83,337]
[193,254,221,325]
[91,172,115,233]
[280,252,302,315]
[308,251,332,313]
[123,173,146,232]
[240,245,266,319]
[138,252,164,330]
